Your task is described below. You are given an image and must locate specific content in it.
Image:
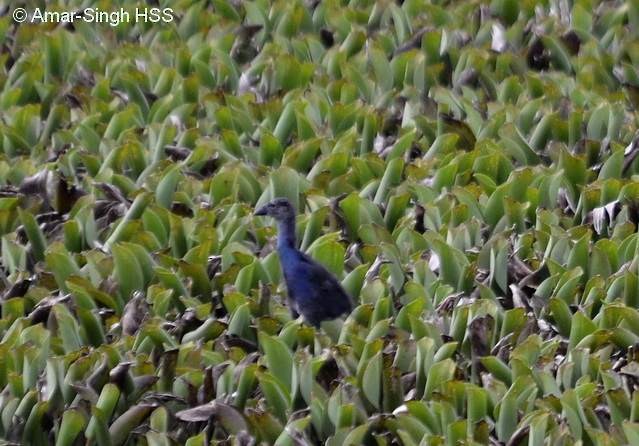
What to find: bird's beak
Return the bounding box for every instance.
[254,205,268,216]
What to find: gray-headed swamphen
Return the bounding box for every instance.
[254,198,353,327]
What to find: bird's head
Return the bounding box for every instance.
[254,197,295,220]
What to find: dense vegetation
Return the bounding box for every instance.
[2,0,639,444]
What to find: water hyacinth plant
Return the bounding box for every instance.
[1,0,639,444]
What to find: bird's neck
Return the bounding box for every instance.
[276,216,296,251]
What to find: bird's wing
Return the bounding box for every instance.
[292,253,353,325]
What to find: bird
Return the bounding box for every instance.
[254,198,353,327]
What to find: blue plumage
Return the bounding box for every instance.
[254,198,353,327]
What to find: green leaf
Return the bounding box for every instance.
[45,245,80,293]
[258,371,291,423]
[260,333,294,394]
[55,408,86,446]
[424,359,456,398]
[362,351,382,409]
[18,208,47,262]
[155,165,182,209]
[112,243,144,301]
